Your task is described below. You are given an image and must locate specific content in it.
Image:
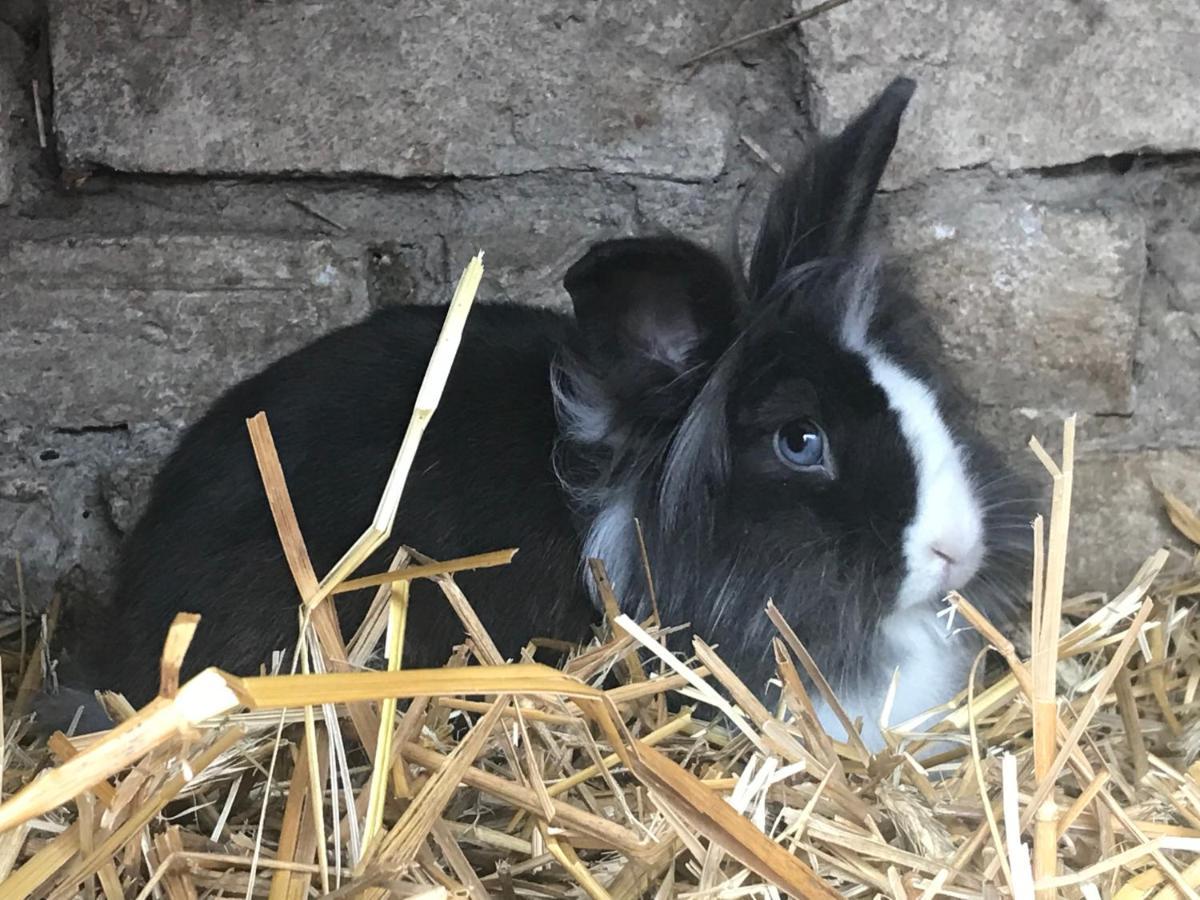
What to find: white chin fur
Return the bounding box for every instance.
[813,606,978,753]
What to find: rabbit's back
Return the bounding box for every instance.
[54,302,592,709]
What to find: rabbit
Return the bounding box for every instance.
[39,76,1033,750]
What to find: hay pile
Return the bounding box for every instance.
[0,257,1198,899]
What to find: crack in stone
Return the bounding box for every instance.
[52,424,130,436]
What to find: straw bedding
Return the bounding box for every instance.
[0,257,1198,899]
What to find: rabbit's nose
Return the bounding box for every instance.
[929,536,984,591]
[931,545,957,565]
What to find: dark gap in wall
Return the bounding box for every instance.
[1033,149,1200,180]
[53,423,130,436]
[366,242,421,308]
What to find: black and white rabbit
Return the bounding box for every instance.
[41,77,1032,749]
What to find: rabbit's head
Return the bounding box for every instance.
[554,77,1034,747]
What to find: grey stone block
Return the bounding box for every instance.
[1134,298,1200,449]
[804,0,1200,185]
[1070,167,1200,452]
[0,235,371,428]
[1155,228,1200,315]
[1131,212,1200,447]
[0,424,175,611]
[1071,450,1200,591]
[48,0,761,180]
[98,457,159,537]
[443,178,637,310]
[881,179,1145,418]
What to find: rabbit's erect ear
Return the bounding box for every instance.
[748,76,915,300]
[564,236,738,374]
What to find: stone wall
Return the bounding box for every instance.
[1,1,1197,610]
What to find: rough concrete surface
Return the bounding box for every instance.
[882,180,1146,417]
[1071,450,1200,590]
[0,0,1198,610]
[1135,300,1200,448]
[444,178,638,309]
[1,424,172,607]
[804,0,1200,186]
[1,235,371,429]
[50,0,780,180]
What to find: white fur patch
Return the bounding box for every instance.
[835,301,986,751]
[880,605,975,728]
[837,256,881,351]
[864,354,984,609]
[814,606,976,752]
[580,496,635,611]
[838,307,984,611]
[550,363,612,444]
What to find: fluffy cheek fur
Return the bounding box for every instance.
[558,361,993,754]
[576,492,985,753]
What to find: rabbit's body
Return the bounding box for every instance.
[43,78,1033,749]
[51,305,594,713]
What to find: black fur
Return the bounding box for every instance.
[48,305,592,721]
[40,77,1034,735]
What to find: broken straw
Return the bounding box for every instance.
[309,251,486,608]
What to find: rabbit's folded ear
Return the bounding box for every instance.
[563,235,738,375]
[749,76,915,300]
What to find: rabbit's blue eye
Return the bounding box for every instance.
[774,419,826,470]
